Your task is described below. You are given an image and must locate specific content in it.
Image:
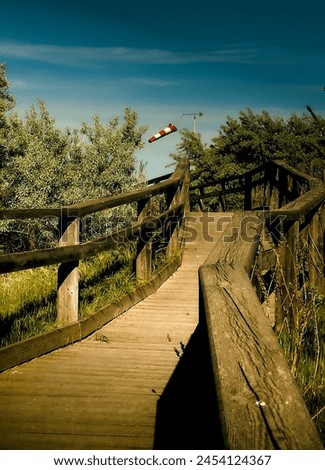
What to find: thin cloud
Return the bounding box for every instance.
[0,41,289,66]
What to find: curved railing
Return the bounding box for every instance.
[197,160,325,449]
[1,157,324,448]
[0,158,190,370]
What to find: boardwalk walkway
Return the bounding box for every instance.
[0,213,230,450]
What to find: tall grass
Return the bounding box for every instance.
[0,233,173,348]
[258,232,325,445]
[0,244,137,347]
[277,296,325,445]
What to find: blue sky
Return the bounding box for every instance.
[1,0,325,178]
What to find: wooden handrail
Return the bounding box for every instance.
[199,212,324,449]
[0,204,184,274]
[0,159,188,220]
[189,159,325,214]
[0,158,190,329]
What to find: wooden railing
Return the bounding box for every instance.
[1,157,324,447]
[0,158,190,369]
[197,160,325,449]
[192,159,325,329]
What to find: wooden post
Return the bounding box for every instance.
[178,164,191,254]
[165,186,181,259]
[274,220,299,333]
[308,207,324,292]
[270,167,280,209]
[136,198,152,282]
[244,175,252,210]
[57,215,80,325]
[220,181,227,211]
[278,168,287,207]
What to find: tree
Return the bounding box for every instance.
[60,108,148,242]
[63,108,147,204]
[0,66,149,252]
[0,64,16,169]
[0,64,15,115]
[170,129,208,188]
[171,108,325,188]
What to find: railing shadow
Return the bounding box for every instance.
[153,321,224,450]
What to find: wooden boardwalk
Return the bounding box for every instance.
[0,213,230,450]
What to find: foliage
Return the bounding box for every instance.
[0,65,148,252]
[257,232,325,444]
[0,64,16,169]
[171,108,325,206]
[278,299,325,444]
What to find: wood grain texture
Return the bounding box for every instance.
[199,212,323,450]
[0,213,227,450]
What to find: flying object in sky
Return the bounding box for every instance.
[148,123,177,143]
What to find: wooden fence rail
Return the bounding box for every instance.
[1,157,324,448]
[195,159,324,448]
[192,159,325,330]
[0,158,190,326]
[199,212,323,449]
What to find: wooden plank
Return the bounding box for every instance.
[0,432,153,450]
[0,212,230,450]
[200,264,323,449]
[0,256,182,372]
[199,212,323,450]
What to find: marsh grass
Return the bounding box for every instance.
[278,297,325,444]
[259,233,325,445]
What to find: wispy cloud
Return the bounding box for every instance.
[1,41,286,67]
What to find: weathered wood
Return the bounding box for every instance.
[204,212,262,274]
[199,212,323,449]
[0,208,62,220]
[274,220,299,332]
[136,198,153,282]
[0,214,221,450]
[199,263,323,449]
[269,185,325,221]
[0,205,183,274]
[244,174,252,210]
[308,206,324,290]
[165,186,181,259]
[57,216,80,324]
[0,256,182,372]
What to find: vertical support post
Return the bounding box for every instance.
[308,207,324,291]
[270,167,280,209]
[178,164,191,254]
[136,198,152,282]
[57,214,80,325]
[244,175,252,210]
[166,186,181,259]
[263,167,273,207]
[198,187,205,211]
[220,182,227,212]
[274,220,299,333]
[278,169,287,207]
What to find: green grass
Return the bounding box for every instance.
[0,238,172,347]
[278,297,325,445]
[0,245,137,347]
